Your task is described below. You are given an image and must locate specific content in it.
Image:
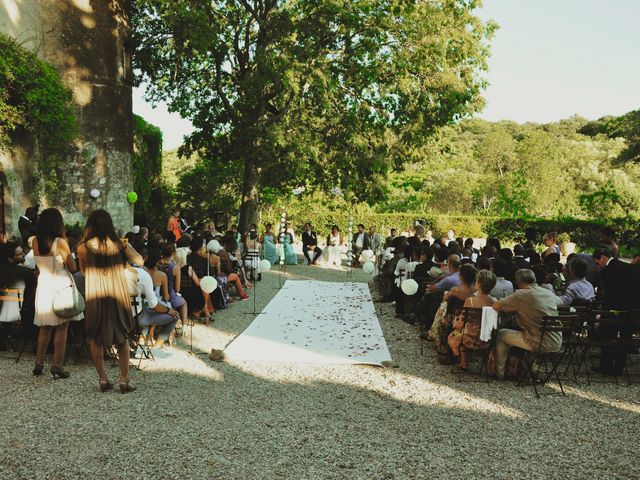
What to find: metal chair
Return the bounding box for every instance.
[518,315,577,397]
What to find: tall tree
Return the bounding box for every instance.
[133,0,495,231]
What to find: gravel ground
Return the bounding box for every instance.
[1,262,639,480]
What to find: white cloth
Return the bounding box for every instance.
[224,280,392,366]
[480,307,499,342]
[132,267,158,316]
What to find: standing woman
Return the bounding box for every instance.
[31,208,83,379]
[77,210,143,393]
[167,208,182,241]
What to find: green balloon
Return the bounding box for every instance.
[127,191,138,204]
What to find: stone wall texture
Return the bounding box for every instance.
[0,0,134,236]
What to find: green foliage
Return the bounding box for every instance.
[375,113,640,220]
[580,109,640,163]
[484,217,640,251]
[132,0,496,228]
[0,33,77,193]
[132,115,166,228]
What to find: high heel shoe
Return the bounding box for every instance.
[99,380,114,392]
[119,380,136,394]
[32,364,44,376]
[50,366,70,380]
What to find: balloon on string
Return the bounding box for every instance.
[90,189,100,199]
[200,276,218,293]
[127,191,138,204]
[363,262,375,274]
[207,239,222,254]
[259,259,272,272]
[401,279,419,296]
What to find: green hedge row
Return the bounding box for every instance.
[261,211,496,238]
[262,208,640,252]
[484,217,640,250]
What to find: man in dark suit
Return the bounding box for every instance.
[352,224,370,267]
[513,244,530,271]
[302,223,322,265]
[592,245,640,374]
[18,206,38,246]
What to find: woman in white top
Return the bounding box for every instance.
[31,208,83,379]
[325,225,343,267]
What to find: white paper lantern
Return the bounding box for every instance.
[200,276,218,293]
[90,189,100,199]
[363,261,375,274]
[259,259,272,272]
[401,279,419,296]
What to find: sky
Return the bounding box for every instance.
[133,0,640,150]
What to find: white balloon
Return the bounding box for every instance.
[89,189,100,199]
[360,249,375,263]
[362,262,375,274]
[259,259,272,272]
[401,279,419,296]
[200,276,218,293]
[207,239,222,254]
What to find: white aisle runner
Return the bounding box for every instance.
[224,280,392,366]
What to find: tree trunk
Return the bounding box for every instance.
[238,158,259,234]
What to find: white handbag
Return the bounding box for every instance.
[52,239,85,318]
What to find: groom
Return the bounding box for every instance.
[302,222,322,265]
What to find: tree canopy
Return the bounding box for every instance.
[132,0,496,230]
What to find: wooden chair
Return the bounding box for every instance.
[0,286,29,362]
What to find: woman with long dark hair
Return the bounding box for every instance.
[31,208,82,379]
[76,210,143,393]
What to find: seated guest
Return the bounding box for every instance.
[476,256,492,272]
[460,248,474,265]
[567,253,600,288]
[260,224,280,266]
[463,238,479,260]
[175,247,209,321]
[325,225,343,267]
[491,259,514,299]
[556,258,595,306]
[598,227,620,259]
[493,269,561,380]
[18,207,38,247]
[158,243,188,332]
[513,244,529,270]
[443,264,477,311]
[377,236,406,300]
[448,269,497,369]
[447,241,461,256]
[0,242,37,348]
[592,245,640,374]
[208,240,249,300]
[302,223,322,265]
[384,228,398,249]
[532,265,554,292]
[413,246,436,281]
[480,245,497,262]
[541,232,560,259]
[416,255,462,331]
[352,224,370,267]
[136,247,180,347]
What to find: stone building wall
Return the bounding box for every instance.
[0,0,134,236]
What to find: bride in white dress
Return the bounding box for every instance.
[324,225,343,267]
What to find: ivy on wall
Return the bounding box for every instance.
[0,33,77,194]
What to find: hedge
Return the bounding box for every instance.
[484,217,640,251]
[262,206,640,253]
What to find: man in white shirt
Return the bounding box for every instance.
[351,224,370,267]
[133,262,180,346]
